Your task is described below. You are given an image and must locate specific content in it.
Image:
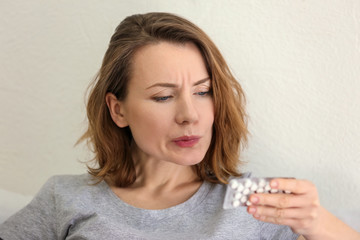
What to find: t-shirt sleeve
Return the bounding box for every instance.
[260,221,299,240]
[0,176,58,240]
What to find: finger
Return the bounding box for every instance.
[248,205,316,220]
[251,211,315,234]
[249,193,311,208]
[252,213,302,228]
[270,178,316,195]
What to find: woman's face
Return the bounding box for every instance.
[119,41,214,166]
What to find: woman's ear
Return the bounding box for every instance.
[105,93,129,128]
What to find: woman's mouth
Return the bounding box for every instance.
[172,136,200,148]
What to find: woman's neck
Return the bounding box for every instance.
[107,150,203,210]
[131,151,201,191]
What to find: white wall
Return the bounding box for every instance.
[1,0,359,219]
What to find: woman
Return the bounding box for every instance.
[0,12,359,240]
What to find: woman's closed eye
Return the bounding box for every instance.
[152,95,173,102]
[195,91,211,96]
[152,90,211,102]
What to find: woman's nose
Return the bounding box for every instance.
[175,95,199,125]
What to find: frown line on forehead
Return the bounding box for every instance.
[145,77,210,90]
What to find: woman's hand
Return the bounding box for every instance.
[247,178,321,236]
[246,178,360,239]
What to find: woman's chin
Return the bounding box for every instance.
[171,154,205,166]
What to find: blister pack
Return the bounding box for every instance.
[223,177,291,209]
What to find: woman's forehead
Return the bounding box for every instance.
[129,42,209,88]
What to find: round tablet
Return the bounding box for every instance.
[229,179,239,189]
[233,192,242,200]
[258,178,266,187]
[232,200,240,207]
[243,188,250,195]
[250,183,258,192]
[236,183,245,192]
[270,189,279,193]
[244,179,252,188]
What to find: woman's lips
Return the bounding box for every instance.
[173,136,200,148]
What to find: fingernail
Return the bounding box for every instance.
[270,180,278,188]
[250,196,259,203]
[248,207,256,213]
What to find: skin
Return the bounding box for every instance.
[106,41,360,239]
[106,41,214,209]
[247,178,360,239]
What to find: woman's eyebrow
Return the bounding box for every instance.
[193,77,211,86]
[145,77,210,89]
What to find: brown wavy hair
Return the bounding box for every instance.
[78,12,248,187]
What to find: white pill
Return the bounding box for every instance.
[240,196,247,203]
[265,184,271,192]
[250,183,258,192]
[244,179,252,188]
[232,200,240,207]
[243,188,250,195]
[258,178,266,187]
[270,189,279,193]
[256,188,264,193]
[230,179,239,189]
[233,192,242,200]
[237,183,245,192]
[246,200,252,206]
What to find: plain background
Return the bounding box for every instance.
[1,0,359,224]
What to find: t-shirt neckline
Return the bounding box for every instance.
[100,178,213,221]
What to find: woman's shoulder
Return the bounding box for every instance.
[49,173,93,185]
[42,173,105,198]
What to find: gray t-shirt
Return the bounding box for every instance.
[0,174,299,239]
